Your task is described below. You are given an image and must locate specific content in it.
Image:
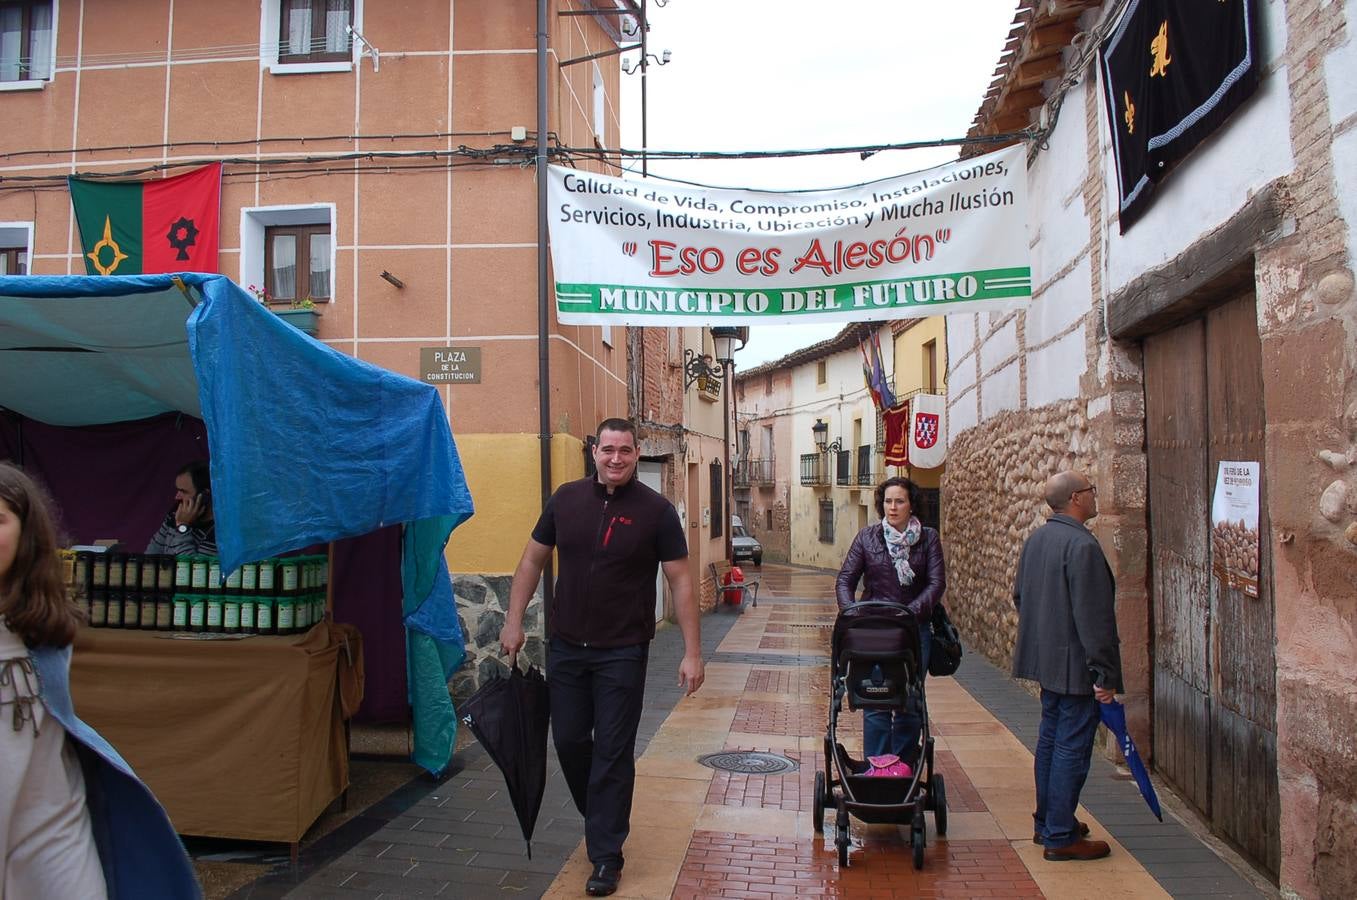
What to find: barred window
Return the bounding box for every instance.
[818,500,834,544]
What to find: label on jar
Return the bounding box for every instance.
[190,601,205,628]
[191,561,208,590]
[240,600,256,630]
[278,601,295,630]
[208,561,221,588]
[257,602,274,631]
[206,600,223,627]
[173,599,188,628]
[91,597,108,627]
[224,604,240,630]
[242,564,258,592]
[92,559,107,588]
[225,568,243,591]
[259,564,275,592]
[158,561,174,592]
[107,598,123,626]
[282,564,298,593]
[108,560,125,589]
[141,562,158,591]
[156,600,173,629]
[141,602,158,629]
[297,601,310,629]
[175,558,191,587]
[122,597,139,626]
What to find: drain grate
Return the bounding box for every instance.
[697,751,799,775]
[784,623,832,629]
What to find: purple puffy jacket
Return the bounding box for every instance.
[835,524,946,621]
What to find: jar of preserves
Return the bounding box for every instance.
[156,555,176,594]
[276,596,296,634]
[255,597,275,634]
[207,558,221,593]
[279,558,300,596]
[139,594,158,630]
[90,589,109,627]
[91,553,108,590]
[175,556,192,591]
[222,597,241,634]
[170,595,187,630]
[188,595,207,631]
[124,593,143,630]
[239,597,257,634]
[139,555,158,593]
[190,556,209,592]
[240,561,259,595]
[106,591,125,628]
[257,559,277,594]
[224,566,243,595]
[107,554,126,591]
[205,595,224,632]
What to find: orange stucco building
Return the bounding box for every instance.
[0,1,733,692]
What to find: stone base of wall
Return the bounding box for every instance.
[941,400,1092,669]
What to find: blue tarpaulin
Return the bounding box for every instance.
[0,273,475,774]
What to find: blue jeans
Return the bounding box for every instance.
[1034,689,1101,848]
[863,626,931,761]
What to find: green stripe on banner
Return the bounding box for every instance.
[555,266,1032,319]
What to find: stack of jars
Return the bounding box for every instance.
[70,549,329,635]
[70,551,177,630]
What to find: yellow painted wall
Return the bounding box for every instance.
[446,432,586,574]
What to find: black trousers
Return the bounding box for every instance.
[547,637,649,868]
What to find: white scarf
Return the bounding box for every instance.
[883,516,922,586]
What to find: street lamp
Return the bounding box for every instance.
[812,418,842,454]
[712,327,745,563]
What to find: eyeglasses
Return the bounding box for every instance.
[1072,485,1097,497]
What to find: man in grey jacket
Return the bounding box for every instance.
[1012,470,1122,861]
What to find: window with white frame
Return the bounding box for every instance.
[263,0,358,73]
[240,205,336,304]
[0,1,53,85]
[0,223,33,274]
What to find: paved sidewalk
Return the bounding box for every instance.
[271,564,1267,899]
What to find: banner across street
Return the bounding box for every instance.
[547,144,1030,326]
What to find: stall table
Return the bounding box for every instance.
[70,622,361,847]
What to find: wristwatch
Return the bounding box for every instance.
[177,523,190,534]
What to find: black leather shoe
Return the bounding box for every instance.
[1033,818,1090,844]
[585,864,621,896]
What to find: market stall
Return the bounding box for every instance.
[0,272,474,844]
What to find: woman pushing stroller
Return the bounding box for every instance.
[835,476,946,767]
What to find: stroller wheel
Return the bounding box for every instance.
[931,773,948,836]
[912,825,925,870]
[813,771,826,833]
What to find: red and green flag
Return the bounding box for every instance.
[69,162,222,275]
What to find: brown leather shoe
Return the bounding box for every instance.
[1043,838,1111,861]
[1032,818,1090,844]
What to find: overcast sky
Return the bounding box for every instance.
[618,0,1020,368]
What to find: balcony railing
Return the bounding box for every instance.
[745,457,774,485]
[799,453,827,486]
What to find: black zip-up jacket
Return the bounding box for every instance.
[531,475,687,648]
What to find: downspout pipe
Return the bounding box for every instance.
[536,0,553,635]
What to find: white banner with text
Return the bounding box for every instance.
[547,145,1030,326]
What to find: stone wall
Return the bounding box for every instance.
[940,399,1092,666]
[450,574,544,705]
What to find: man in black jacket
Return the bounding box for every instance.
[500,418,703,897]
[1012,470,1122,862]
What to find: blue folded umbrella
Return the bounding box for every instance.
[1100,699,1163,821]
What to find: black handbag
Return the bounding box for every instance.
[928,602,963,677]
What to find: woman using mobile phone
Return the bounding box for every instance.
[1,462,200,897]
[146,461,217,556]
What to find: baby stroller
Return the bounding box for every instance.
[812,600,946,870]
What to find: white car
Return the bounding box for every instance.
[731,516,763,566]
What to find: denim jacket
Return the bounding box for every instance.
[30,643,202,899]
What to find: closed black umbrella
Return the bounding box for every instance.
[459,663,551,856]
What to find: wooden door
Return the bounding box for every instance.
[1143,293,1279,876]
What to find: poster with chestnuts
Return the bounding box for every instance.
[1211,461,1260,598]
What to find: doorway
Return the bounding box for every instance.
[1143,292,1279,876]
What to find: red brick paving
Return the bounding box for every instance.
[674,832,1043,899]
[932,749,988,813]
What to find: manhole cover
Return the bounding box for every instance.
[697,751,799,775]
